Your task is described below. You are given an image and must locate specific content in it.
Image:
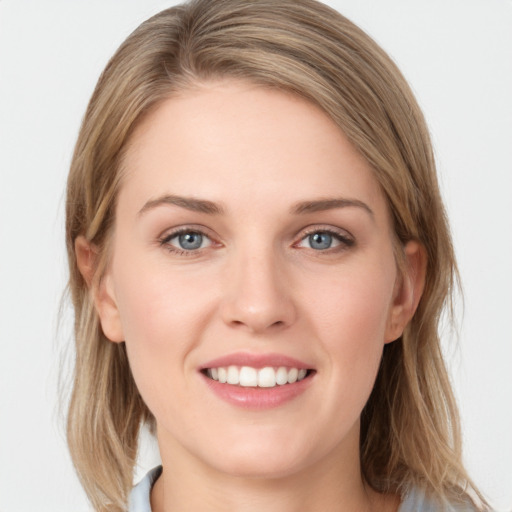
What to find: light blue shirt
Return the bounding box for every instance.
[128,466,477,511]
[128,466,162,512]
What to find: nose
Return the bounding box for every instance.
[220,247,297,334]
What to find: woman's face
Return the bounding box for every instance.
[93,80,417,478]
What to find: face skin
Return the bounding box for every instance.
[77,80,424,512]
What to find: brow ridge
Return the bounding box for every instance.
[291,198,374,217]
[138,194,224,216]
[138,195,372,218]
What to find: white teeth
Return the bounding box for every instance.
[239,366,258,387]
[218,367,227,383]
[287,368,298,384]
[227,365,239,385]
[258,367,276,388]
[206,366,309,388]
[276,367,288,385]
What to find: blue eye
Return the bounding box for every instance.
[297,229,353,251]
[177,232,204,250]
[161,230,211,252]
[308,232,334,250]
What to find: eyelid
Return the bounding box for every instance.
[297,224,353,240]
[158,224,214,241]
[156,223,354,255]
[294,225,355,249]
[158,225,219,254]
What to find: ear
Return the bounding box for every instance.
[75,236,125,343]
[385,240,426,343]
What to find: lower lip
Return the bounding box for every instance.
[201,373,314,410]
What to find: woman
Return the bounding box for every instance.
[65,0,489,510]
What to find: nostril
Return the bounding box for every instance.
[221,292,297,333]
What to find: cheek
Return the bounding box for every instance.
[113,236,217,341]
[304,260,395,396]
[307,264,394,345]
[111,256,218,411]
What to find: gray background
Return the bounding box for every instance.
[1,1,511,510]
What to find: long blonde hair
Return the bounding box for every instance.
[65,0,486,510]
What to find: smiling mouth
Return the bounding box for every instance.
[202,366,313,388]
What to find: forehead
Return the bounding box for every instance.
[119,80,387,218]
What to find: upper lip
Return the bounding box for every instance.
[200,352,313,370]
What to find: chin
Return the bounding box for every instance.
[196,430,326,480]
[211,453,310,481]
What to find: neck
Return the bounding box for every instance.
[151,428,399,512]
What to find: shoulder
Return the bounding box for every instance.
[128,466,162,512]
[399,486,480,512]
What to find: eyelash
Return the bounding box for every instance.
[158,227,214,257]
[158,226,355,256]
[296,227,355,252]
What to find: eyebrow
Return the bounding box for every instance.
[138,194,225,216]
[137,194,373,218]
[291,198,374,218]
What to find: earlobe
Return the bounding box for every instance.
[75,236,125,343]
[385,240,426,343]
